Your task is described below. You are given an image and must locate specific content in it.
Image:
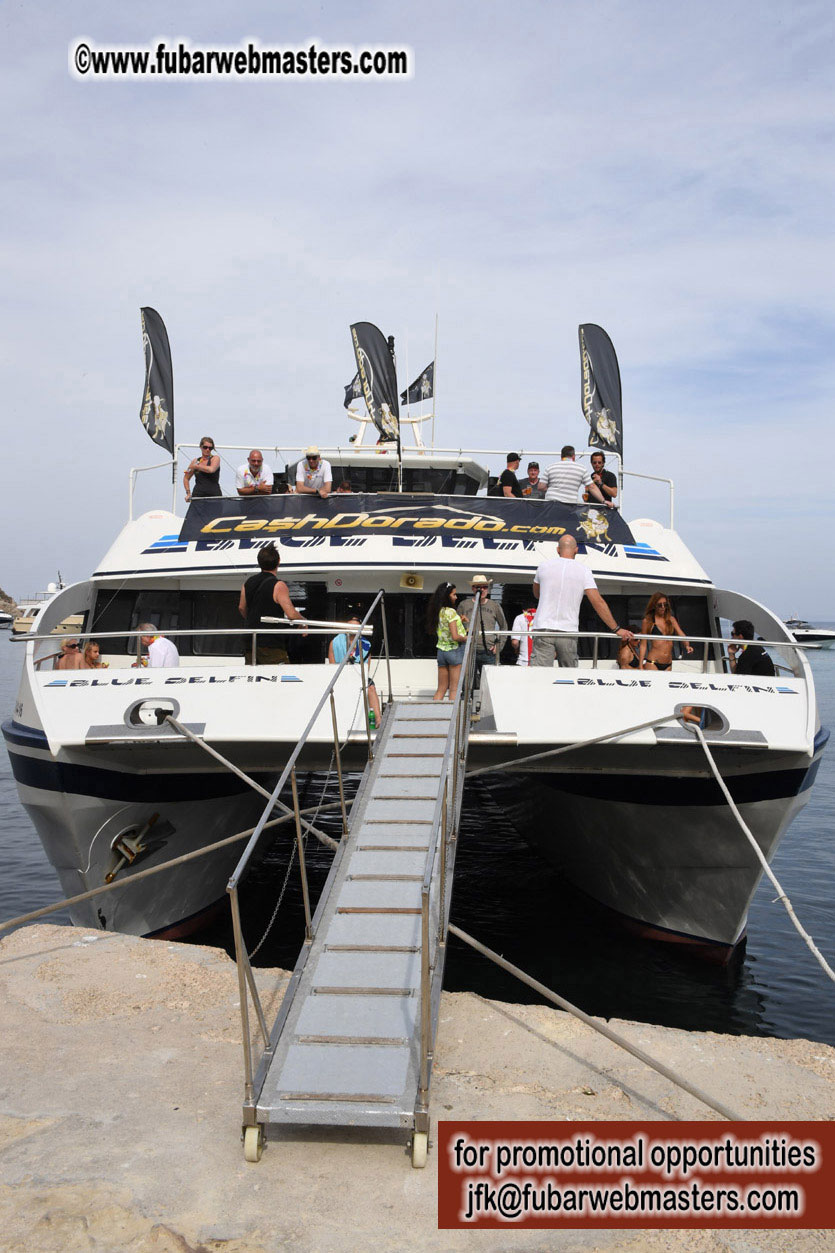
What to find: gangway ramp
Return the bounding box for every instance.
[245,698,470,1167]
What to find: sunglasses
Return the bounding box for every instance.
[200,444,213,450]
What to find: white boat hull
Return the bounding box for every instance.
[482,737,825,958]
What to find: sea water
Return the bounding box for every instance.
[1,630,833,1045]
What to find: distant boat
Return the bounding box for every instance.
[784,617,835,650]
[11,575,83,636]
[0,609,13,628]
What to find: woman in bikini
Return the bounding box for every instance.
[639,592,693,670]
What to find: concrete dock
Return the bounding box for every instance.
[1,923,833,1252]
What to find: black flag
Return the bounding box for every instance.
[579,324,622,459]
[350,321,399,441]
[400,361,434,405]
[343,370,363,409]
[139,308,174,454]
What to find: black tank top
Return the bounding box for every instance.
[244,572,278,629]
[192,464,221,497]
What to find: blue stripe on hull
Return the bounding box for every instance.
[3,721,273,803]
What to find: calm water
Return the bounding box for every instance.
[1,630,833,1045]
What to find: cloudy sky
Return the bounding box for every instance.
[1,1,833,615]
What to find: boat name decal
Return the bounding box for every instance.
[555,677,797,694]
[44,674,303,688]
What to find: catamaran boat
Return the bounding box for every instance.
[784,617,835,650]
[2,429,827,958]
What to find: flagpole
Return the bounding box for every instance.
[431,313,438,450]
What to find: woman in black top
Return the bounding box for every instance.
[183,437,222,501]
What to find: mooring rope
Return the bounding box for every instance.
[693,725,835,985]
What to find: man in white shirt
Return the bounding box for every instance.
[531,535,633,667]
[139,624,180,668]
[295,445,332,497]
[539,445,611,507]
[236,450,274,496]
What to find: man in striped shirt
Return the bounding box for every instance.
[539,446,611,507]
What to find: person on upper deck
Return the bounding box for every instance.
[728,619,776,676]
[539,446,611,508]
[183,436,222,502]
[498,453,523,498]
[531,535,633,668]
[458,574,508,678]
[239,543,305,665]
[583,452,618,506]
[236,450,274,496]
[521,461,546,499]
[296,446,333,498]
[638,593,694,671]
[55,637,86,670]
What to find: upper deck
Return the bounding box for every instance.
[107,445,708,591]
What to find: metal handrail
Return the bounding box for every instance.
[494,627,815,674]
[128,460,172,521]
[414,597,481,1128]
[16,622,371,645]
[227,593,384,893]
[226,590,386,1102]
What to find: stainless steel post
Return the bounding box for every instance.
[380,594,393,707]
[229,886,255,1101]
[438,778,449,945]
[593,635,599,669]
[291,769,313,941]
[329,692,348,838]
[358,649,373,759]
[703,640,709,673]
[417,886,431,1113]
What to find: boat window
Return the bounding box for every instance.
[286,463,480,495]
[191,592,244,656]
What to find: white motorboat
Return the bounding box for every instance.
[784,617,835,650]
[3,429,827,957]
[12,576,83,637]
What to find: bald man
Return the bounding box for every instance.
[531,534,634,667]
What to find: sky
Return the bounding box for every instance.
[1,0,833,615]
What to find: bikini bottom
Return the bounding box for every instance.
[648,660,671,672]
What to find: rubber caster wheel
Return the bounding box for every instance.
[243,1125,264,1162]
[411,1131,428,1169]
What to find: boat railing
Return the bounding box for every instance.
[127,442,673,526]
[225,592,479,1119]
[221,589,393,1103]
[489,628,816,678]
[18,621,385,674]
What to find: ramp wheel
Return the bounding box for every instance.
[411,1131,428,1169]
[243,1124,264,1162]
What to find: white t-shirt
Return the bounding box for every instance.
[511,610,537,666]
[147,636,180,668]
[532,558,596,632]
[540,460,592,503]
[236,462,274,492]
[296,457,333,492]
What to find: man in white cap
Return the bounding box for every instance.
[458,574,508,679]
[296,445,333,497]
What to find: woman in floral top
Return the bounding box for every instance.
[426,582,468,701]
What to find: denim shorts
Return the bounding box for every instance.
[437,644,465,667]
